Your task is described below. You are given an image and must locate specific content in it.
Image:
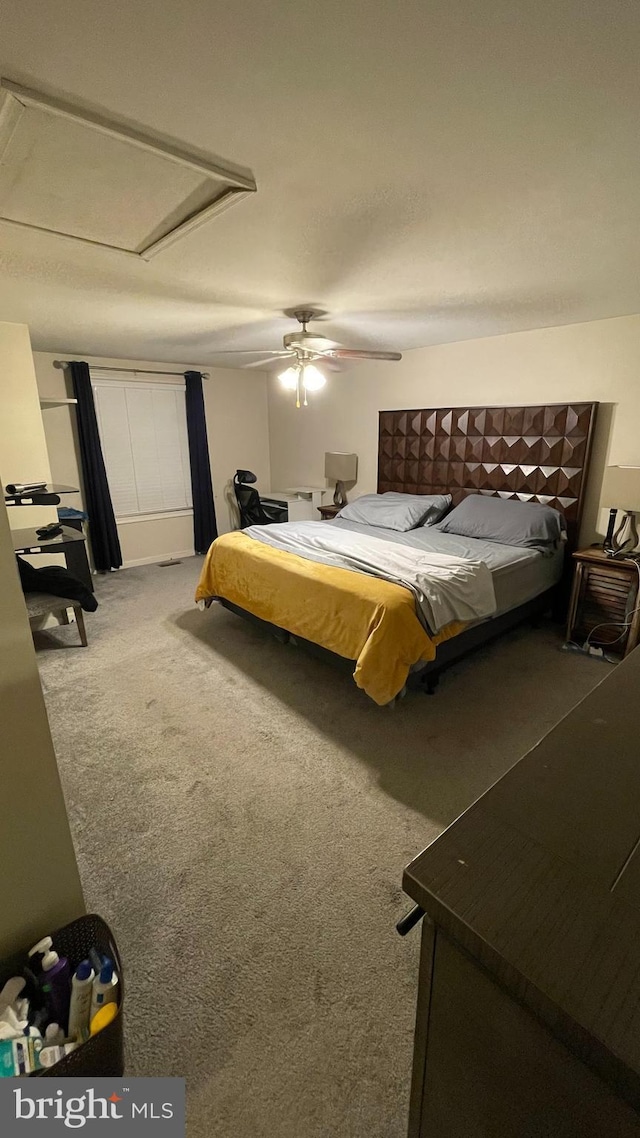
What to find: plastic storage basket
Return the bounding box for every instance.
[0,913,124,1077]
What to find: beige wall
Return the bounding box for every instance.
[267,313,640,544]
[34,353,271,566]
[0,322,84,956]
[0,324,58,534]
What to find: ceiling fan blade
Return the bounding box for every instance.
[214,349,293,355]
[244,352,295,369]
[322,349,403,361]
[320,357,343,372]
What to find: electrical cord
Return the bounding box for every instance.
[582,558,640,655]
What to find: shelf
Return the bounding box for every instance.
[39,397,77,407]
[12,525,87,553]
[4,483,79,507]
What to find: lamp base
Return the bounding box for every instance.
[603,507,618,556]
[604,510,639,559]
[333,480,347,507]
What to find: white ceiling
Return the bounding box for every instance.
[1,0,639,365]
[0,87,249,254]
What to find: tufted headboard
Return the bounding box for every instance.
[378,402,598,548]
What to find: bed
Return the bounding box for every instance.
[196,402,598,704]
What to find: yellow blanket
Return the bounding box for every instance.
[195,532,463,705]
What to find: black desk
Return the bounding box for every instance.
[12,526,93,593]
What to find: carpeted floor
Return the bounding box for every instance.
[34,557,606,1137]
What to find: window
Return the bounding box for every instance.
[92,373,192,520]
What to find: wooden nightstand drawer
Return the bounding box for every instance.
[566,549,640,657]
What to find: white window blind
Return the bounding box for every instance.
[92,375,192,519]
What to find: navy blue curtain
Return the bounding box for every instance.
[69,361,122,571]
[184,371,217,553]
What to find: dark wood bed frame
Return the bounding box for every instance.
[220,401,598,695]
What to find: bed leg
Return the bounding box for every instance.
[422,673,440,696]
[271,627,290,645]
[387,684,407,709]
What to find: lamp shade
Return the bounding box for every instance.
[324,452,358,482]
[600,466,640,511]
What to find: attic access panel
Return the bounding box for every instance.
[0,79,256,259]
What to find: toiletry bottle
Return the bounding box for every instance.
[88,948,104,976]
[40,951,71,1033]
[44,1022,64,1046]
[27,937,53,972]
[38,1041,78,1069]
[90,961,118,1021]
[90,1002,118,1036]
[68,961,95,1042]
[26,937,54,1020]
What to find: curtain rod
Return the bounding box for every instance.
[53,360,210,380]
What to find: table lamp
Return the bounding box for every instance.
[600,465,640,558]
[324,452,358,507]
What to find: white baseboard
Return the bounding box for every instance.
[122,550,195,569]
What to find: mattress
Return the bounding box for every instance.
[328,518,564,617]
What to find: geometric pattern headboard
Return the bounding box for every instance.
[378,403,598,547]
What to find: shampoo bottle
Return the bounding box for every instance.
[40,951,71,1032]
[68,961,95,1042]
[89,961,119,1021]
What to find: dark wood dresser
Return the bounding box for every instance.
[402,648,640,1137]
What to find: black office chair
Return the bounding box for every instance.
[233,470,288,528]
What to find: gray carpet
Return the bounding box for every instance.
[34,558,605,1137]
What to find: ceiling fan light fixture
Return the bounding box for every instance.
[278,366,299,390]
[301,363,326,391]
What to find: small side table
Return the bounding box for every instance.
[317,504,341,520]
[566,547,640,658]
[12,525,93,593]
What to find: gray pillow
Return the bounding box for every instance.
[436,494,566,552]
[337,493,451,531]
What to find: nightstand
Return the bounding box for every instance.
[566,548,640,658]
[317,504,341,520]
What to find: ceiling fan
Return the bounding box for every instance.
[225,309,402,407]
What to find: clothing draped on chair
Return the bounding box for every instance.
[184,371,217,553]
[69,361,122,572]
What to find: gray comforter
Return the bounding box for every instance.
[244,520,497,634]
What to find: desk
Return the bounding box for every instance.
[12,525,93,593]
[284,487,325,510]
[402,648,640,1136]
[262,491,324,523]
